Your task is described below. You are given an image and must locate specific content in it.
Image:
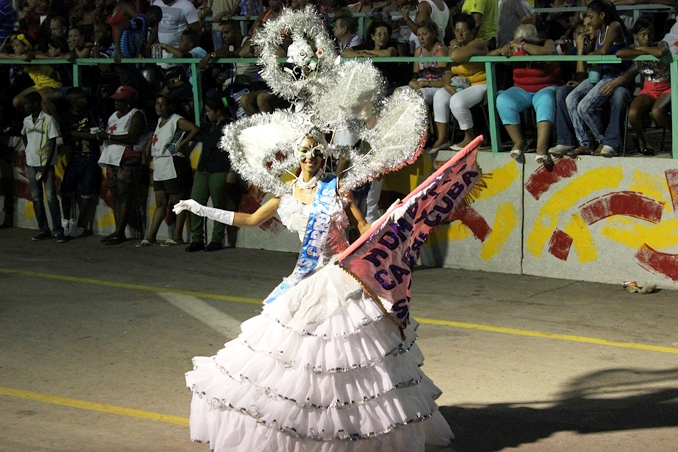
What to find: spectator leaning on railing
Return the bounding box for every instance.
[113,5,163,63]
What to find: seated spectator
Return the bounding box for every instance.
[49,16,69,40]
[185,95,242,252]
[68,26,93,59]
[616,17,671,155]
[59,87,102,239]
[333,14,362,52]
[237,31,290,115]
[1,33,63,122]
[550,0,632,158]
[138,94,199,247]
[429,14,487,152]
[491,24,561,163]
[160,66,194,103]
[396,20,447,104]
[113,4,163,63]
[96,85,147,245]
[91,22,116,58]
[153,27,206,58]
[341,20,408,92]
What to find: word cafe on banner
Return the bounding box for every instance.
[338,136,486,327]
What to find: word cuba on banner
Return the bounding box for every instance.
[338,137,484,326]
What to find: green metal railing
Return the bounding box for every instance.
[1,53,675,158]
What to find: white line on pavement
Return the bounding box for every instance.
[158,292,242,338]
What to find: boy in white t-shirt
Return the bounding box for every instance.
[21,91,65,242]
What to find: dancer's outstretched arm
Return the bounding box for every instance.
[174,198,281,228]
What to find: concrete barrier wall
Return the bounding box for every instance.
[2,139,677,290]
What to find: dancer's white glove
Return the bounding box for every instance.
[173,200,235,225]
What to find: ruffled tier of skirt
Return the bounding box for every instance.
[186,265,453,451]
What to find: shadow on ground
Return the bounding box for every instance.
[441,367,678,451]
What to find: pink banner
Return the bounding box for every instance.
[338,136,485,326]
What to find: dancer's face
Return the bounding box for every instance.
[299,137,323,175]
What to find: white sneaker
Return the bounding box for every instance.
[599,145,617,157]
[548,145,574,156]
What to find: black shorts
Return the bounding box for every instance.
[61,153,102,197]
[153,156,193,196]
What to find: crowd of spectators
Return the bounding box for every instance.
[0,0,674,244]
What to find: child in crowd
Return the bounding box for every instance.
[59,87,102,239]
[0,33,63,123]
[616,17,672,156]
[21,91,65,241]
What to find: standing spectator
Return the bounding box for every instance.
[206,0,240,50]
[21,91,65,241]
[398,0,449,44]
[185,95,240,252]
[59,87,102,239]
[138,94,199,247]
[113,5,163,62]
[152,0,200,48]
[0,138,13,227]
[0,0,15,45]
[462,0,498,49]
[20,0,50,41]
[96,85,147,245]
[239,0,261,20]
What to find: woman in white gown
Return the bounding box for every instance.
[174,133,454,451]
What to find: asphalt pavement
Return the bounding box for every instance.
[1,227,677,452]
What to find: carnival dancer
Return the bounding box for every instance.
[174,7,485,451]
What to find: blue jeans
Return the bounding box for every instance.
[556,82,632,151]
[27,165,63,234]
[566,78,632,150]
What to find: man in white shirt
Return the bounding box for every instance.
[21,91,64,241]
[152,0,200,48]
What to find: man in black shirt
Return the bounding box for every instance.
[59,87,102,239]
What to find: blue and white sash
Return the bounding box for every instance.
[264,175,337,304]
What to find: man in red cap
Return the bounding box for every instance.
[96,85,148,245]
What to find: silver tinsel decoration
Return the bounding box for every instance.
[221,7,428,196]
[254,6,338,103]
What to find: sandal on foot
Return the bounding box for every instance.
[535,154,551,164]
[136,239,155,247]
[509,148,523,159]
[160,239,184,247]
